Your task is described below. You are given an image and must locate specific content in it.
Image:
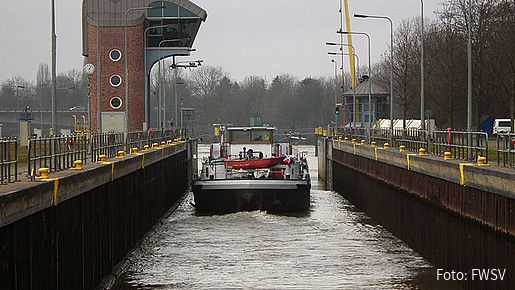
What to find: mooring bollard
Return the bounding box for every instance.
[70,160,83,170]
[371,142,377,148]
[399,145,407,153]
[97,155,107,163]
[477,156,488,166]
[131,147,139,154]
[36,168,50,180]
[419,148,427,156]
[444,151,452,160]
[117,151,126,158]
[383,143,390,150]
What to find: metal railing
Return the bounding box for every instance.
[371,128,391,146]
[126,131,148,153]
[91,132,125,162]
[432,130,488,161]
[0,138,18,184]
[497,133,515,167]
[340,127,369,141]
[28,135,88,175]
[391,128,429,152]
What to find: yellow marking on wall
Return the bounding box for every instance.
[374,147,378,161]
[52,178,60,206]
[353,144,357,155]
[111,163,115,181]
[406,154,417,170]
[141,155,145,169]
[459,163,475,186]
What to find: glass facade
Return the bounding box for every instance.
[147,1,202,48]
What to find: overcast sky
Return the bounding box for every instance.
[0,0,443,83]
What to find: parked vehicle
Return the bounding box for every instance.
[493,119,512,135]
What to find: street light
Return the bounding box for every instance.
[328,52,360,126]
[157,38,191,130]
[331,59,338,128]
[467,0,472,133]
[338,30,372,136]
[124,5,166,132]
[169,59,202,129]
[143,24,177,129]
[51,0,57,135]
[354,13,395,143]
[419,0,425,132]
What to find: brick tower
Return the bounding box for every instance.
[82,0,207,132]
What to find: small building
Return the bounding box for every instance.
[341,76,388,127]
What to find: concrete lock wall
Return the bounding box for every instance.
[0,142,192,289]
[330,140,515,238]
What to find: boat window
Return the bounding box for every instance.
[230,131,251,142]
[252,130,271,142]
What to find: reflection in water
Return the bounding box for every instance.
[113,146,439,289]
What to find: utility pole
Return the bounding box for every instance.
[467,0,473,132]
[51,0,57,135]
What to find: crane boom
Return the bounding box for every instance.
[343,0,356,88]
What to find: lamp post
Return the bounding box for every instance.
[419,0,425,132]
[338,31,372,138]
[354,13,395,143]
[157,38,190,130]
[51,0,57,135]
[169,59,202,130]
[467,0,472,133]
[124,5,165,132]
[329,51,360,127]
[331,59,339,129]
[143,24,176,129]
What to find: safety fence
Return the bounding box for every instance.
[497,133,515,167]
[28,135,88,175]
[0,138,18,184]
[432,130,488,161]
[391,129,429,152]
[0,129,183,185]
[340,127,428,152]
[336,128,490,163]
[91,132,125,162]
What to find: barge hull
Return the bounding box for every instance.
[193,180,310,214]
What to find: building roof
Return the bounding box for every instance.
[82,0,207,56]
[83,0,207,26]
[343,78,388,98]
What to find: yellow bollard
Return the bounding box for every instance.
[360,140,366,145]
[383,143,391,150]
[161,141,166,146]
[117,151,126,159]
[344,137,349,141]
[152,143,159,149]
[399,145,406,153]
[167,140,173,145]
[142,145,150,152]
[70,160,83,170]
[351,139,357,144]
[97,155,107,163]
[371,142,377,148]
[131,147,139,154]
[477,156,489,166]
[419,148,428,156]
[36,168,50,180]
[444,152,452,160]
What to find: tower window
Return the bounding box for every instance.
[109,75,122,87]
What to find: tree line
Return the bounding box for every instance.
[375,0,514,130]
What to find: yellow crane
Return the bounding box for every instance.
[343,0,356,88]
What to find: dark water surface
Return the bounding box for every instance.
[113,146,445,289]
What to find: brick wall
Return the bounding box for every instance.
[86,24,146,132]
